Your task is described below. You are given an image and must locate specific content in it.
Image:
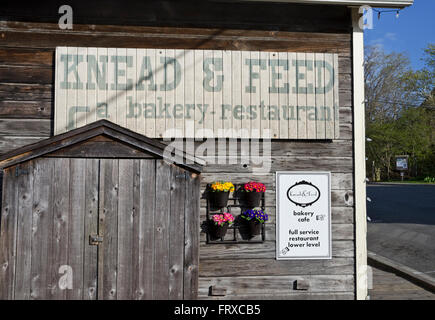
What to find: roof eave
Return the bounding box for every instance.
[0,120,205,173]
[237,0,414,9]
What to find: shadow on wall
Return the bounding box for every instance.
[54,28,228,134]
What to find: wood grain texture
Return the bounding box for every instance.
[13,161,34,299]
[66,159,86,299]
[99,159,119,300]
[200,258,355,277]
[0,28,351,53]
[201,157,354,173]
[198,275,354,297]
[0,119,51,136]
[0,66,52,84]
[0,101,51,119]
[153,160,171,299]
[83,159,99,300]
[30,157,54,299]
[169,165,186,299]
[137,159,156,299]
[0,47,53,67]
[184,172,200,299]
[49,158,70,300]
[199,292,355,300]
[199,240,354,260]
[45,140,155,159]
[0,83,52,102]
[130,159,142,300]
[0,166,18,299]
[1,156,200,300]
[116,159,135,300]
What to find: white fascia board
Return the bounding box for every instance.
[237,0,414,9]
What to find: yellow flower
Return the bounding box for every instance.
[211,181,234,192]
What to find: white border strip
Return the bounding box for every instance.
[352,8,368,300]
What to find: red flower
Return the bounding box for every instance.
[244,181,266,192]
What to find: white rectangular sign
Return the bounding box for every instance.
[54,47,340,139]
[276,172,331,260]
[395,156,408,171]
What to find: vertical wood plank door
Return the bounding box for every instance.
[0,158,97,300]
[0,158,199,300]
[98,159,199,300]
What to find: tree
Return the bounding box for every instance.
[364,45,414,124]
[404,43,435,107]
[394,107,433,176]
[364,44,435,180]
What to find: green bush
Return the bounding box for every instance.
[423,176,435,183]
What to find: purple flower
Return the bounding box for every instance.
[241,209,268,223]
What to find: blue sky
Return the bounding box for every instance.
[364,0,435,71]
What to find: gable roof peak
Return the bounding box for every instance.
[0,120,204,173]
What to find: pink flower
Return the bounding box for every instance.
[211,213,235,226]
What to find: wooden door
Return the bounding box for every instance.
[0,158,199,300]
[0,157,98,300]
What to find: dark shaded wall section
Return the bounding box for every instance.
[0,0,351,32]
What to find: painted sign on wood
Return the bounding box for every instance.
[276,172,332,260]
[55,47,339,139]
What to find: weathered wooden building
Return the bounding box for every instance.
[0,0,413,300]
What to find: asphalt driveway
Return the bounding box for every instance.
[367,184,435,279]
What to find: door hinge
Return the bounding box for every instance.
[89,235,103,246]
[176,172,186,179]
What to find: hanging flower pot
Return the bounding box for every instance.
[208,212,235,240]
[209,191,230,209]
[239,182,266,208]
[240,209,268,238]
[247,219,262,236]
[240,191,262,208]
[208,181,235,209]
[209,223,229,239]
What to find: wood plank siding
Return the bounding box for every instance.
[0,1,354,299]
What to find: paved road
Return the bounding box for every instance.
[367,184,435,279]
